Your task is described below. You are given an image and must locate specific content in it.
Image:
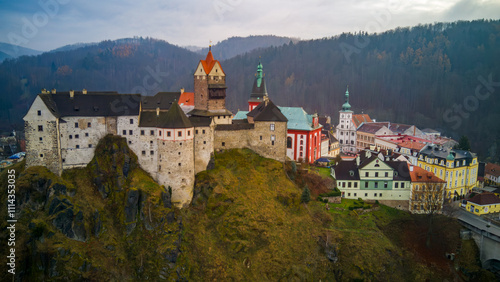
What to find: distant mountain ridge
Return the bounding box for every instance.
[0,42,43,62]
[196,35,300,60]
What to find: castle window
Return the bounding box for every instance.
[384,182,388,188]
[159,165,161,171]
[150,151,154,155]
[395,182,399,188]
[351,140,354,145]
[150,130,154,136]
[178,152,181,155]
[348,182,352,188]
[385,172,388,177]
[339,140,342,144]
[178,131,182,137]
[188,130,191,136]
[218,116,220,119]
[341,125,344,129]
[39,137,43,141]
[75,134,79,139]
[180,142,182,146]
[272,141,275,146]
[287,137,292,148]
[128,141,131,144]
[85,133,89,137]
[178,163,181,166]
[40,154,43,157]
[270,124,275,131]
[351,132,354,136]
[123,130,126,135]
[260,136,262,140]
[38,125,43,132]
[75,122,78,128]
[142,151,146,156]
[76,145,80,149]
[167,131,171,137]
[354,182,358,188]
[159,131,162,136]
[203,141,206,144]
[196,130,199,134]
[365,182,368,188]
[300,140,303,145]
[375,172,379,177]
[130,119,133,124]
[401,183,405,188]
[365,193,368,197]
[69,135,73,139]
[202,129,206,134]
[129,130,133,135]
[374,182,378,188]
[300,152,303,157]
[141,130,145,135]
[222,142,225,146]
[62,159,65,163]
[37,110,42,116]
[150,141,153,144]
[365,172,369,177]
[88,144,92,148]
[88,122,91,128]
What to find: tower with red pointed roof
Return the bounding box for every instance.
[189,46,232,124]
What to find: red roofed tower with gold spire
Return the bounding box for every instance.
[189,46,232,124]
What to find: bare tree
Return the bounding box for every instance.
[411,182,446,248]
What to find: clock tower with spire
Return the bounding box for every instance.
[336,87,357,153]
[248,61,269,111]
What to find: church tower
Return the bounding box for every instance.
[190,46,232,124]
[248,61,269,111]
[336,87,357,154]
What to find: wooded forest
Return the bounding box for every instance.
[0,20,499,162]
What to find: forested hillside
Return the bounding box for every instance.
[0,20,499,162]
[223,20,500,162]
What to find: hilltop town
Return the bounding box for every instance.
[18,47,500,213]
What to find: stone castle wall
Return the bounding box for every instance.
[157,134,195,207]
[194,76,208,110]
[135,126,159,178]
[193,125,214,174]
[25,120,61,175]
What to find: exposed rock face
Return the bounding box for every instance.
[124,189,140,235]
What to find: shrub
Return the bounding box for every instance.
[301,185,311,203]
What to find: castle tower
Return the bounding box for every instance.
[336,87,357,153]
[190,46,232,124]
[156,101,195,207]
[248,61,269,111]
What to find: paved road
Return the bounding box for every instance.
[457,209,500,238]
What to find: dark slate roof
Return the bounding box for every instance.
[157,102,192,128]
[357,123,388,134]
[188,108,233,117]
[216,123,255,131]
[141,92,180,111]
[189,116,212,127]
[385,161,412,181]
[249,77,268,102]
[39,92,140,117]
[468,192,500,205]
[334,160,360,180]
[138,111,160,127]
[420,144,476,162]
[247,100,287,122]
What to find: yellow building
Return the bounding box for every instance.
[418,144,478,200]
[466,193,500,215]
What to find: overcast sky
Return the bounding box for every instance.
[1,0,500,51]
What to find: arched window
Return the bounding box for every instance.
[287,137,292,149]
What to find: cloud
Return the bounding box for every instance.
[0,0,498,51]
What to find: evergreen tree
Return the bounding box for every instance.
[301,185,311,203]
[455,135,471,151]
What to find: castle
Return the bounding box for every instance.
[24,49,288,207]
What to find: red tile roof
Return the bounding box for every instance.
[485,163,500,178]
[352,114,372,128]
[178,92,194,106]
[468,192,500,205]
[409,166,445,183]
[398,141,426,151]
[200,50,224,75]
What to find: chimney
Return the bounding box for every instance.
[51,89,56,94]
[356,155,360,167]
[180,88,184,94]
[156,107,160,116]
[69,90,74,98]
[41,88,48,94]
[82,89,87,94]
[409,165,414,172]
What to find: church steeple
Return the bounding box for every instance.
[341,86,352,112]
[248,60,268,111]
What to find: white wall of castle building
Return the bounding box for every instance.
[136,127,159,178]
[23,96,61,174]
[59,116,108,169]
